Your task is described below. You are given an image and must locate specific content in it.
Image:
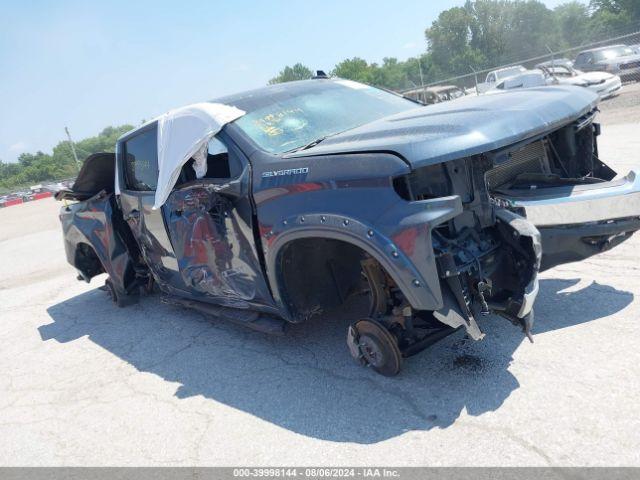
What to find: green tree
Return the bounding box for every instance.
[0,124,133,192]
[590,0,640,21]
[331,57,373,84]
[425,6,474,75]
[0,160,20,178]
[504,1,561,60]
[371,58,411,90]
[585,1,640,38]
[268,63,313,84]
[555,1,590,47]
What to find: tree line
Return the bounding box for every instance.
[269,0,640,90]
[0,125,133,193]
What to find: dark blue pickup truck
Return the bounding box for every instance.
[56,78,640,375]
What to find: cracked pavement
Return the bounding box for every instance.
[1,111,640,466]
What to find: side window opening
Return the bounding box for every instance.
[205,137,231,179]
[123,126,158,191]
[176,136,234,187]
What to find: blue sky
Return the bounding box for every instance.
[0,0,578,162]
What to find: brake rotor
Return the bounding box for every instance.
[347,318,402,376]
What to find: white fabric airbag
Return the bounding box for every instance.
[154,102,245,209]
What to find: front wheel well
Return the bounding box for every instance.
[278,238,373,321]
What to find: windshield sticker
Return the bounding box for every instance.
[254,108,305,136]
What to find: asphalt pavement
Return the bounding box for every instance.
[1,111,639,466]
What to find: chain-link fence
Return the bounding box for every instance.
[400,26,640,98]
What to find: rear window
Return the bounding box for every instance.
[575,53,588,65]
[123,126,158,191]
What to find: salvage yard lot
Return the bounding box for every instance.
[1,90,640,466]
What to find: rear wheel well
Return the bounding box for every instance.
[278,238,372,321]
[74,242,104,280]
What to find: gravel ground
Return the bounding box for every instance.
[596,81,640,125]
[1,111,639,466]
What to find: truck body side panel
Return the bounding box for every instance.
[60,192,138,296]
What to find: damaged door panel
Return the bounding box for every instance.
[164,182,276,311]
[56,152,143,304]
[57,79,640,376]
[59,192,140,298]
[118,123,186,293]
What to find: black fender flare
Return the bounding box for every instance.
[264,212,444,322]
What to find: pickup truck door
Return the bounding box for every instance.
[118,123,187,293]
[161,134,276,310]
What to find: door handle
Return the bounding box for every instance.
[127,210,140,220]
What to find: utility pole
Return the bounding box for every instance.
[546,44,554,66]
[470,66,479,96]
[417,57,425,89]
[65,127,81,171]
[546,45,558,83]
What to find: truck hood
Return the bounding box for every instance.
[286,85,599,169]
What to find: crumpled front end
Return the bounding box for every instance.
[392,106,640,341]
[391,151,543,342]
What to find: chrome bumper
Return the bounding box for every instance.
[501,169,640,227]
[596,78,622,98]
[518,276,539,318]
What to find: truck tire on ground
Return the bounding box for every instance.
[104,278,126,308]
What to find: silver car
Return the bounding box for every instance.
[574,44,640,81]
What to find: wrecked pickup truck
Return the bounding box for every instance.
[56,78,640,376]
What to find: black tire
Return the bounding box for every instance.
[352,318,402,376]
[105,278,126,308]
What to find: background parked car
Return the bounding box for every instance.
[476,65,527,93]
[573,44,640,81]
[18,192,34,202]
[536,58,574,70]
[486,64,621,99]
[485,70,547,93]
[536,63,622,99]
[403,84,466,104]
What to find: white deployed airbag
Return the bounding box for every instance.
[191,143,209,179]
[153,102,245,209]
